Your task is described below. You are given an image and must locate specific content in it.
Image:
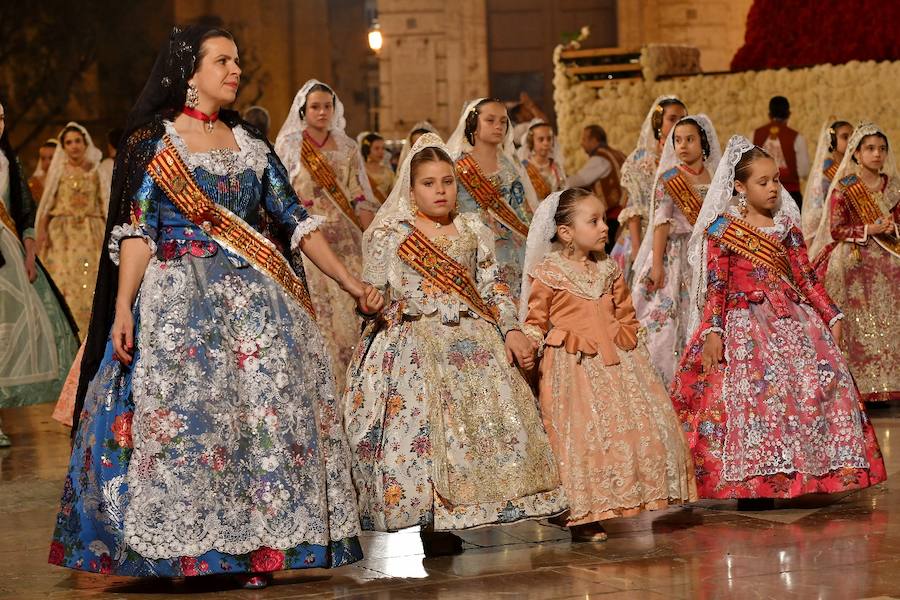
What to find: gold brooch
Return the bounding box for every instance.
[172,176,186,194]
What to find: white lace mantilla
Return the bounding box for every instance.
[164,121,269,180]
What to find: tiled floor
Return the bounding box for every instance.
[2,403,899,599]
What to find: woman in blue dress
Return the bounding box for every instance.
[48,25,382,589]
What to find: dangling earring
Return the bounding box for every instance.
[737,192,748,217]
[565,239,575,257]
[186,82,199,109]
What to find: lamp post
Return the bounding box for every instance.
[367,19,382,131]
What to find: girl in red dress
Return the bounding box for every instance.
[671,135,885,508]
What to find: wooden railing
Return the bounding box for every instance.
[558,47,643,87]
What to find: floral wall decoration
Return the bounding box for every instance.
[554,48,900,175]
[732,0,900,72]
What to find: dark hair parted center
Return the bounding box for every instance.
[852,132,889,163]
[194,29,236,74]
[672,118,711,160]
[464,98,507,146]
[60,126,87,145]
[410,146,453,185]
[300,83,336,119]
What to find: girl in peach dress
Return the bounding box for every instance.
[520,187,696,541]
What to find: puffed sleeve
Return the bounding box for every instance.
[785,227,843,326]
[108,169,162,265]
[472,216,520,336]
[699,237,729,337]
[361,222,401,294]
[610,273,639,351]
[651,180,675,228]
[261,150,325,251]
[522,272,553,344]
[828,188,868,243]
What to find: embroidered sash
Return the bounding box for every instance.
[396,226,498,324]
[708,215,792,280]
[524,160,551,201]
[0,200,19,241]
[148,137,316,318]
[366,173,387,205]
[455,155,530,239]
[823,161,838,182]
[842,178,900,259]
[661,168,704,225]
[300,135,363,230]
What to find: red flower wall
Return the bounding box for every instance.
[731,0,900,71]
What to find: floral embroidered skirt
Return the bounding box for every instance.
[633,233,691,387]
[822,241,900,401]
[539,343,697,525]
[343,311,566,532]
[49,252,362,576]
[671,301,886,499]
[0,227,78,408]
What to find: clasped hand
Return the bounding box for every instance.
[505,329,536,370]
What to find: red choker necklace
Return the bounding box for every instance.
[182,106,219,133]
[304,130,330,148]
[678,163,704,176]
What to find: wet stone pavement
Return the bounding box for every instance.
[2,403,900,600]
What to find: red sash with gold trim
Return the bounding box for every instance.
[455,155,530,239]
[300,135,363,230]
[148,138,316,318]
[366,172,387,205]
[842,179,900,259]
[396,226,498,324]
[524,160,551,201]
[823,162,838,182]
[710,216,792,280]
[843,179,887,224]
[661,170,704,225]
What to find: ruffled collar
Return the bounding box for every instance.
[532,251,619,300]
[725,204,792,239]
[164,120,269,180]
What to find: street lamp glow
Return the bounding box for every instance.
[368,23,383,52]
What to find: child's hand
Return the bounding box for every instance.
[356,284,384,316]
[701,332,723,373]
[868,219,892,235]
[505,330,535,370]
[648,263,665,290]
[830,319,843,347]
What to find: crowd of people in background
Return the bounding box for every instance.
[0,23,896,591]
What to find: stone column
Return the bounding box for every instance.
[376,0,489,140]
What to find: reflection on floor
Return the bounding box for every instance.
[2,403,899,600]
